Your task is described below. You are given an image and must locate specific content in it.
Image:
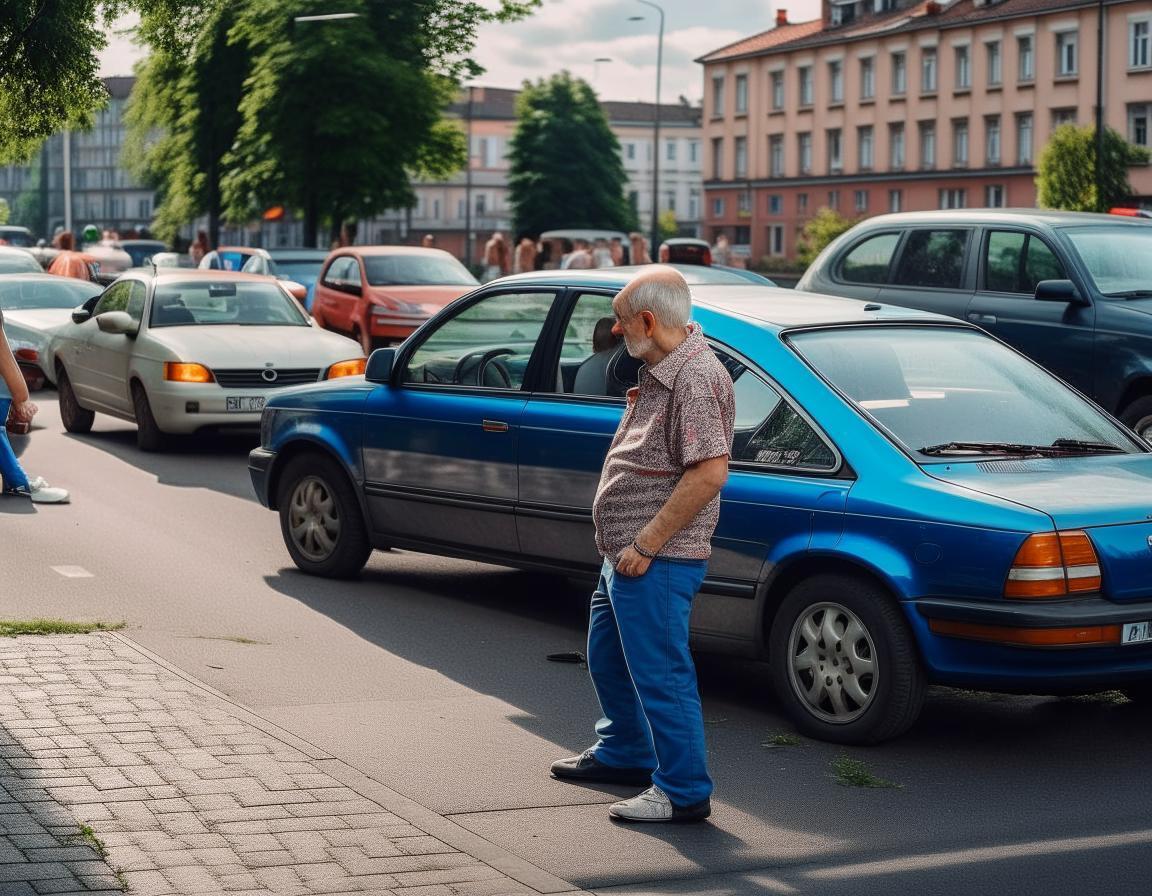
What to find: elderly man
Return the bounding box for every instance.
[551,266,734,823]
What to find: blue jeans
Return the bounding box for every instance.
[0,398,29,492]
[587,556,713,806]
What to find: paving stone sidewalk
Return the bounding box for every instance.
[0,633,548,896]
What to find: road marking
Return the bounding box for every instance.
[50,566,93,578]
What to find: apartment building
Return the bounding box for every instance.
[698,0,1152,264]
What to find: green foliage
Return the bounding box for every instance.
[796,207,857,266]
[1036,125,1151,212]
[0,198,9,226]
[0,620,125,636]
[658,209,678,241]
[830,756,900,788]
[507,72,639,236]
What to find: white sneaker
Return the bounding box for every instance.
[18,476,70,504]
[608,785,711,823]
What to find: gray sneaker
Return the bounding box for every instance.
[608,785,711,824]
[11,476,71,504]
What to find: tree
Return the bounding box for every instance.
[1036,124,1151,212]
[0,198,9,226]
[507,72,638,237]
[796,207,856,266]
[658,209,678,241]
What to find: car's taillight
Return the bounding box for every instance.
[13,348,37,362]
[1004,531,1101,599]
[164,362,214,383]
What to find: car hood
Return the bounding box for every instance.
[1,308,75,332]
[366,284,474,314]
[145,324,363,366]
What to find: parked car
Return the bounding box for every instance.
[0,274,103,388]
[310,246,479,353]
[199,246,309,303]
[797,209,1152,437]
[0,225,35,248]
[614,263,776,287]
[250,269,1152,744]
[265,248,330,311]
[0,246,44,275]
[149,252,197,269]
[658,237,712,265]
[49,270,365,451]
[117,239,169,268]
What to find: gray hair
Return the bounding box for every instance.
[620,267,692,328]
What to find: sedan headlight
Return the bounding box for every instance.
[326,358,367,379]
[164,362,214,383]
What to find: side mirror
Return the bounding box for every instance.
[71,305,92,325]
[96,310,137,335]
[1035,279,1087,305]
[365,347,396,384]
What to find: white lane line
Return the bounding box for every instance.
[50,566,94,578]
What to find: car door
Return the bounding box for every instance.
[877,227,976,320]
[360,287,559,555]
[315,256,354,332]
[965,227,1095,396]
[84,279,147,416]
[60,280,134,412]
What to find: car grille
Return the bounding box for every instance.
[212,368,322,388]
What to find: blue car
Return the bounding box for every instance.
[250,271,1152,744]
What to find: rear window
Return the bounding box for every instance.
[150,281,308,327]
[839,232,900,284]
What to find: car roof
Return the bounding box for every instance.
[852,208,1152,229]
[332,246,457,258]
[491,270,950,331]
[540,229,629,241]
[661,237,709,246]
[130,269,279,285]
[265,248,330,258]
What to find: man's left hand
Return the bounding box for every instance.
[615,544,653,578]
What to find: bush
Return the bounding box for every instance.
[796,207,857,266]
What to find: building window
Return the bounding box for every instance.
[854,190,869,212]
[985,115,1001,164]
[919,121,936,168]
[689,141,699,164]
[734,136,748,178]
[858,125,874,170]
[770,135,784,177]
[712,197,725,217]
[986,40,1002,86]
[888,189,903,212]
[985,184,1005,207]
[1132,20,1151,69]
[712,76,725,116]
[891,52,907,94]
[827,128,843,173]
[1016,112,1033,164]
[1018,34,1034,81]
[889,123,905,169]
[955,45,970,89]
[475,193,487,215]
[712,137,724,179]
[952,120,969,167]
[829,60,844,103]
[831,0,856,26]
[860,57,875,99]
[666,191,676,212]
[1129,103,1150,146]
[769,194,783,214]
[626,143,636,161]
[828,190,840,210]
[738,191,752,216]
[457,199,466,219]
[939,188,966,209]
[769,224,785,257]
[689,190,700,220]
[799,66,813,105]
[666,140,677,162]
[734,225,751,244]
[1052,108,1077,129]
[771,70,785,110]
[798,132,813,174]
[798,192,809,214]
[921,47,937,93]
[735,74,748,114]
[1056,32,1077,76]
[138,198,151,218]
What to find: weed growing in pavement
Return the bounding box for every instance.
[193,635,269,645]
[0,620,125,637]
[831,756,901,788]
[67,823,109,859]
[762,732,802,747]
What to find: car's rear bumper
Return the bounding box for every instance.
[248,447,275,508]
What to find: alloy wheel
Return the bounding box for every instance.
[288,476,341,562]
[787,601,878,724]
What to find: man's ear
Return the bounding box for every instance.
[640,309,656,335]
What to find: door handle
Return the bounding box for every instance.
[482,419,509,433]
[967,312,997,325]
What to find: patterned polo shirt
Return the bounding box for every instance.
[592,323,735,560]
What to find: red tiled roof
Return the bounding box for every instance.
[696,19,825,63]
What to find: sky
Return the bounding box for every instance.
[98,0,823,105]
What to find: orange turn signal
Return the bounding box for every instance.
[164,362,214,383]
[1004,530,1102,599]
[326,358,367,379]
[930,619,1121,647]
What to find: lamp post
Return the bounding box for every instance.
[1094,0,1105,211]
[464,84,475,270]
[629,0,664,257]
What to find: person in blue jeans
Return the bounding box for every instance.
[0,309,69,504]
[551,267,735,823]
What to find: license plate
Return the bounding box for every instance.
[1122,621,1152,645]
[226,396,266,413]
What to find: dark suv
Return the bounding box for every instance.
[797,209,1152,437]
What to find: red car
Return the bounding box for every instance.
[310,247,479,352]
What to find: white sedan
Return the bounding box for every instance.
[0,274,103,387]
[49,269,366,450]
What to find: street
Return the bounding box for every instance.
[6,395,1152,895]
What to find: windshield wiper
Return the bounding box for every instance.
[1050,438,1124,452]
[920,439,1123,457]
[1103,290,1152,298]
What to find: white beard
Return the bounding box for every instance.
[623,333,654,358]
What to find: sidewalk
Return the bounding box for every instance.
[0,633,576,896]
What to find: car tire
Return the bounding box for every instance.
[277,452,372,579]
[131,381,166,452]
[768,573,925,745]
[57,366,94,434]
[1120,396,1152,442]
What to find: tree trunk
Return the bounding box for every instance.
[207,161,221,248]
[303,193,319,249]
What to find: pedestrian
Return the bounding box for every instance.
[421,234,436,249]
[592,238,614,268]
[551,265,734,823]
[0,308,69,504]
[628,232,651,265]
[610,237,625,267]
[481,232,509,282]
[513,237,537,274]
[190,230,210,265]
[562,238,594,270]
[711,233,731,266]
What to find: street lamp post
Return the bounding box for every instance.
[630,1,664,257]
[464,85,475,270]
[1094,0,1105,211]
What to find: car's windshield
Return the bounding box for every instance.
[272,259,325,281]
[363,255,478,287]
[1062,225,1152,297]
[0,278,100,309]
[149,281,309,327]
[788,326,1140,458]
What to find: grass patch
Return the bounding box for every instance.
[830,756,900,789]
[67,823,109,860]
[193,635,268,645]
[0,620,125,637]
[762,732,802,747]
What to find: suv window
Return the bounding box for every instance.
[985,231,1066,294]
[322,257,353,286]
[892,229,970,289]
[839,232,901,284]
